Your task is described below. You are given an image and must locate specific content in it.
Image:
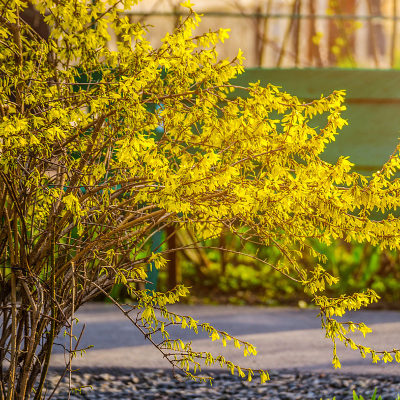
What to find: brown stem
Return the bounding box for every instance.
[366,0,380,68]
[6,272,17,400]
[308,0,323,66]
[68,262,75,400]
[391,0,398,67]
[56,209,167,279]
[33,226,56,400]
[293,0,302,66]
[277,0,299,67]
[17,280,41,400]
[259,0,273,66]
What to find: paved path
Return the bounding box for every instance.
[50,304,400,376]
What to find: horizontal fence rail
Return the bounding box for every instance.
[124,11,400,22]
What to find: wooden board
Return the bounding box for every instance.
[230,69,400,172]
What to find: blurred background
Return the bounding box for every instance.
[114,0,399,68]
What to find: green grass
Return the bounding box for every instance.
[352,388,400,400]
[323,388,400,400]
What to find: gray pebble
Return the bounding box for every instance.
[44,369,400,400]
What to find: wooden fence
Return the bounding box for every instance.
[231,68,400,171]
[122,0,400,69]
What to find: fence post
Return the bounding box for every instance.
[145,230,164,291]
[166,225,179,290]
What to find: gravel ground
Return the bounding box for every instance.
[44,369,400,400]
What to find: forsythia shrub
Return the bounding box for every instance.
[1,0,400,398]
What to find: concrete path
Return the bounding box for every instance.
[50,304,400,375]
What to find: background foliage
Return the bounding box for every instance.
[157,239,400,308]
